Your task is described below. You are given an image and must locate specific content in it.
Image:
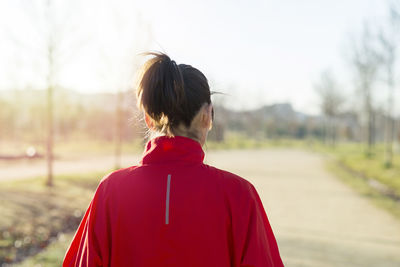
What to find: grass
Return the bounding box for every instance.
[206,132,309,150]
[311,142,400,197]
[15,233,74,267]
[308,141,400,221]
[0,171,107,265]
[326,161,400,220]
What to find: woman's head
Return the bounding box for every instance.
[136,52,213,145]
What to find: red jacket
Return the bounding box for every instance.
[63,136,283,267]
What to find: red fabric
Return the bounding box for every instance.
[63,136,284,267]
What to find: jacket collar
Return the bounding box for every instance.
[140,135,205,165]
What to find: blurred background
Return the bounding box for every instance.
[1,0,400,266]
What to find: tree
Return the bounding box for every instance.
[379,1,400,168]
[314,70,344,146]
[348,23,382,156]
[25,0,87,186]
[43,0,87,186]
[96,6,152,170]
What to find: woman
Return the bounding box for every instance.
[63,53,284,267]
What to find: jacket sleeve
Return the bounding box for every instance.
[63,180,111,267]
[232,182,284,267]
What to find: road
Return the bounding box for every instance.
[2,148,400,266]
[0,154,141,181]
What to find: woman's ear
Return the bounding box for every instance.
[144,113,154,129]
[208,104,213,130]
[201,103,213,130]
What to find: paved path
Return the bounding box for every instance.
[0,155,141,181]
[2,148,400,266]
[206,149,400,267]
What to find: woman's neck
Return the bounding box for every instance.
[150,124,204,146]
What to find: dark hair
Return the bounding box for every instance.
[137,52,212,135]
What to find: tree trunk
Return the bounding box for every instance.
[365,84,374,157]
[46,34,54,187]
[384,69,394,168]
[46,84,53,186]
[331,116,336,148]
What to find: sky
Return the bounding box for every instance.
[0,0,396,115]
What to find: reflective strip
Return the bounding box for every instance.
[165,174,171,225]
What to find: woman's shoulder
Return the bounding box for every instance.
[202,163,256,194]
[96,165,140,191]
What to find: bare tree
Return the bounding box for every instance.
[44,0,56,186]
[348,23,382,156]
[96,6,152,169]
[314,70,344,146]
[18,0,88,186]
[43,0,89,186]
[3,0,58,185]
[379,1,400,168]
